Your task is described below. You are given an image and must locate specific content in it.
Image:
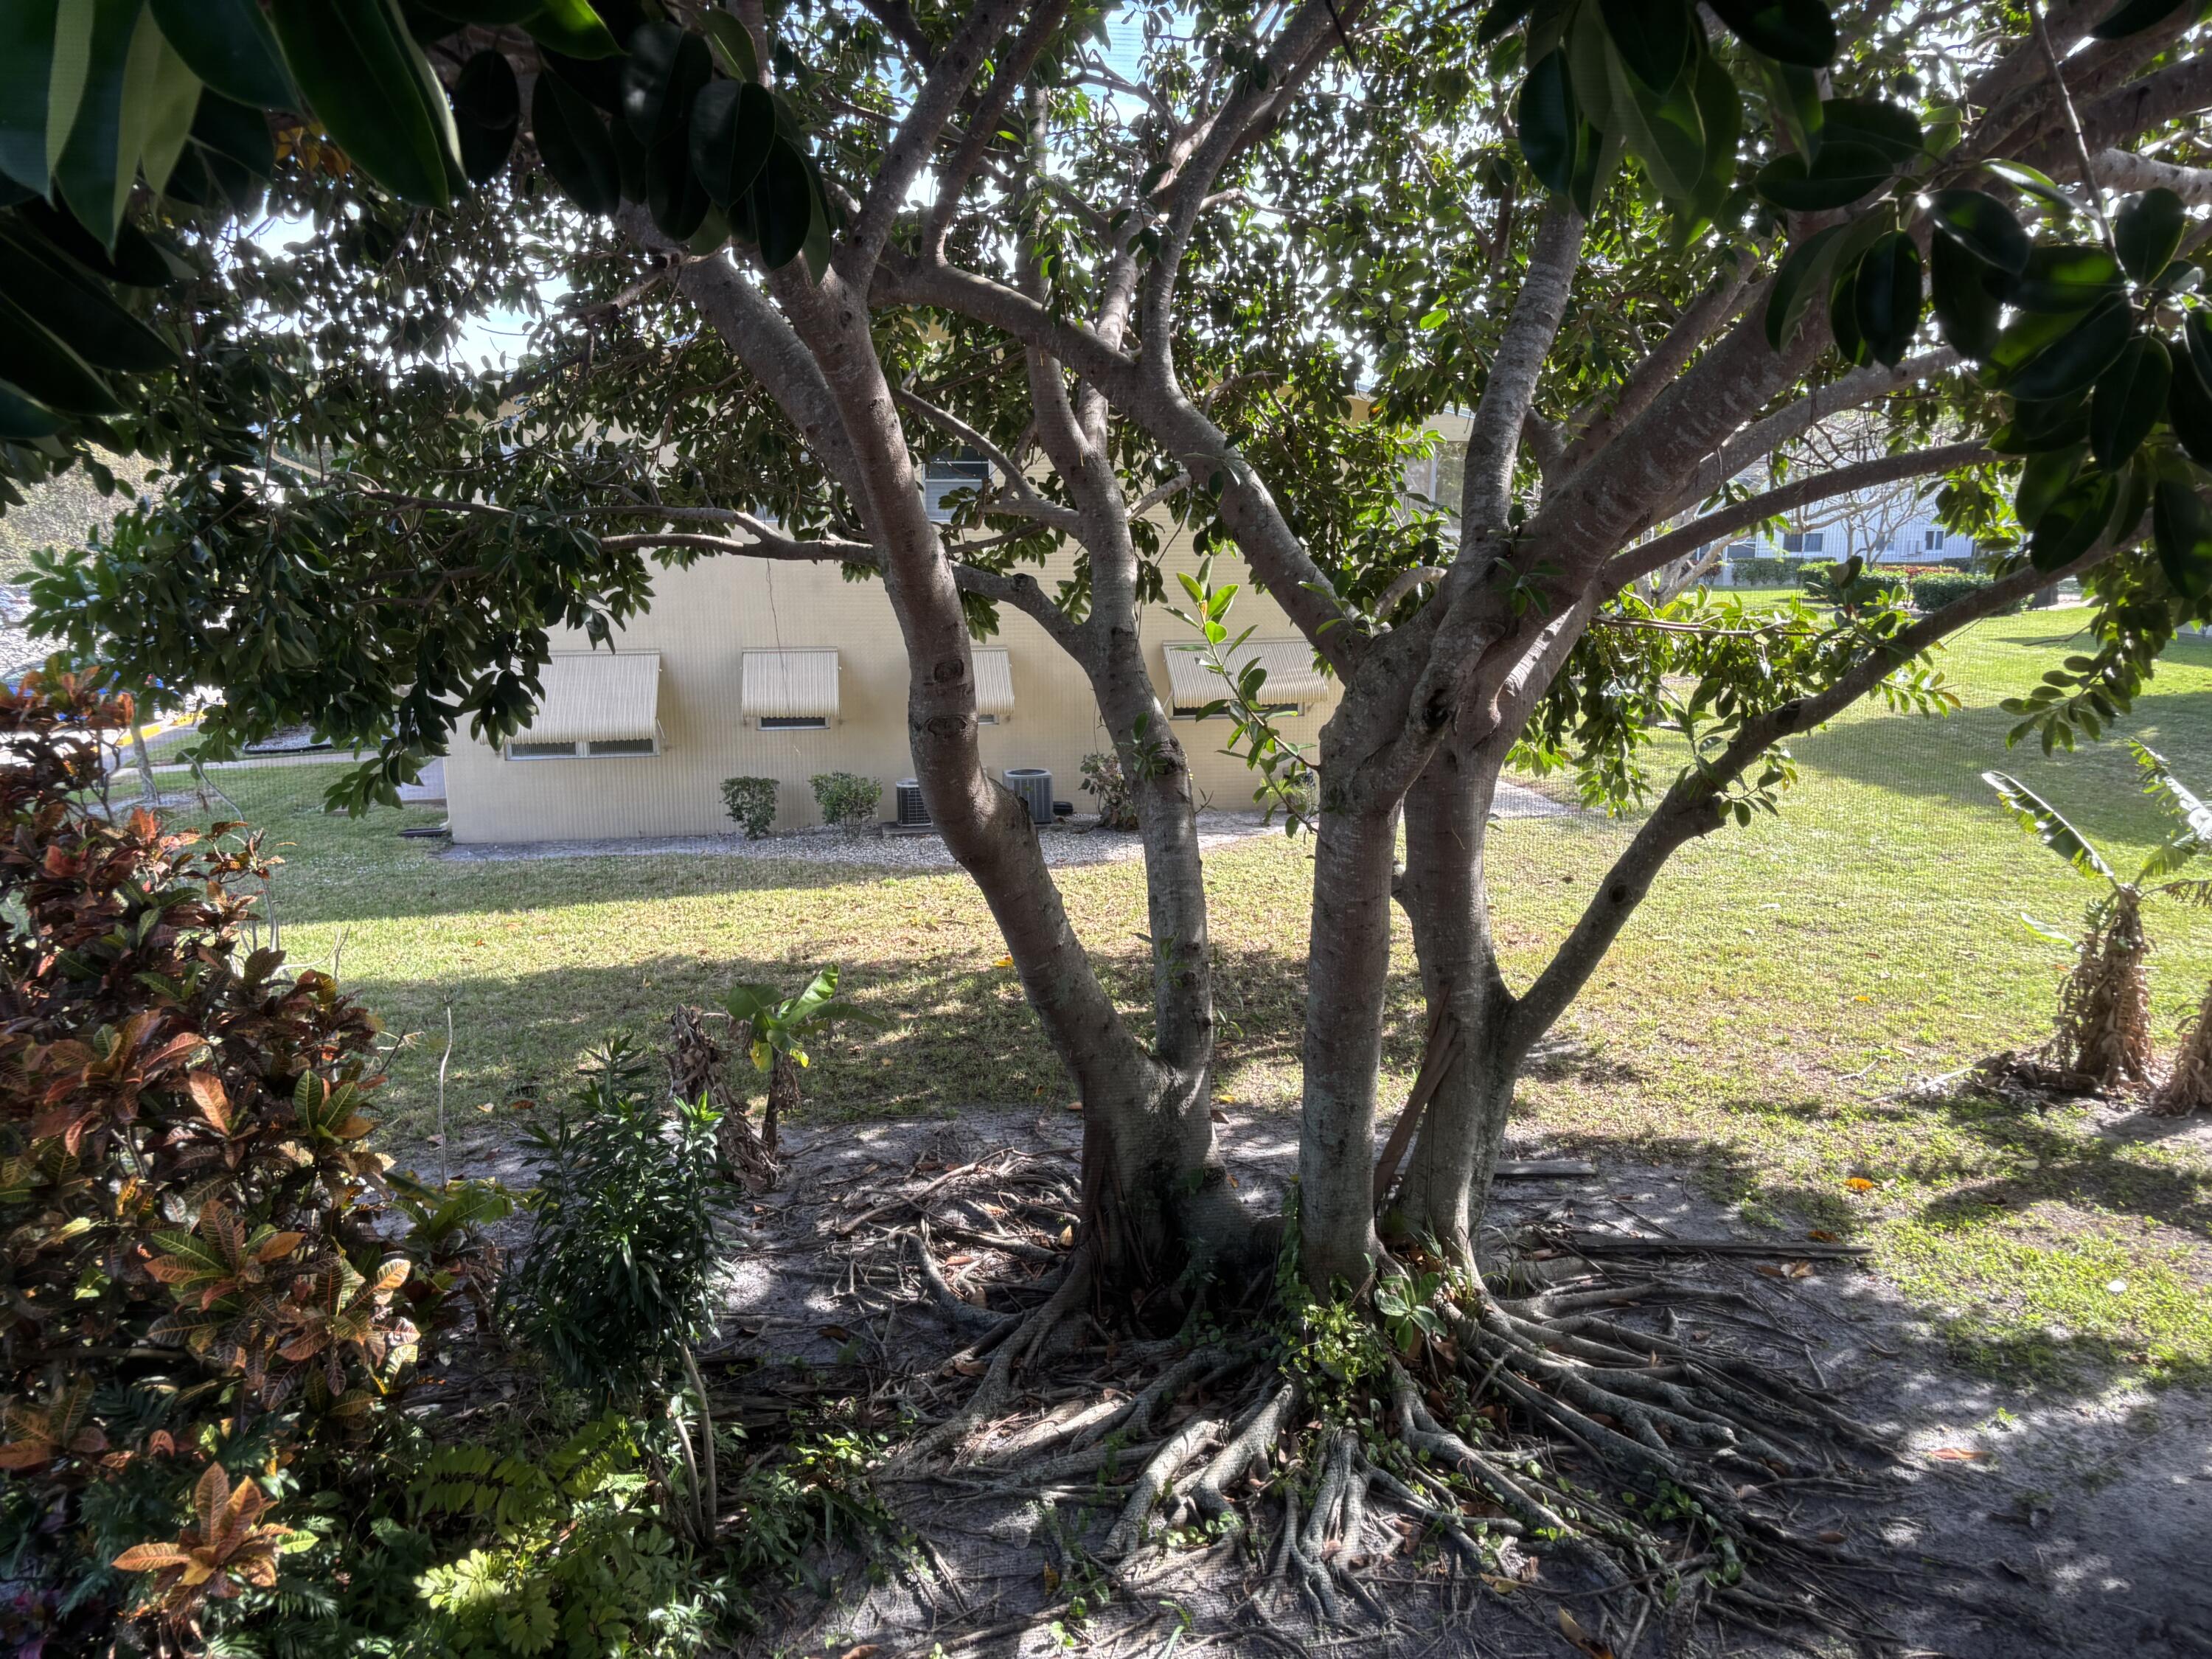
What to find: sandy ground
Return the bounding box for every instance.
[618,1099,2212,1659]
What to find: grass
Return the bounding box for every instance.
[181,607,2212,1391]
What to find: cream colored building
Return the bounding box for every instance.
[443,537,1340,843]
[444,415,1475,844]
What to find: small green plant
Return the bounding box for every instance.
[498,1039,736,1399]
[723,965,883,1137]
[719,776,778,838]
[1985,743,2212,1088]
[1167,558,1318,831]
[1079,750,1140,830]
[809,770,881,832]
[1372,1265,1450,1360]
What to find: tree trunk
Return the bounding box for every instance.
[130,711,159,803]
[1388,740,1519,1261]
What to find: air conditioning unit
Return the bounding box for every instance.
[1004,768,1053,826]
[895,777,930,827]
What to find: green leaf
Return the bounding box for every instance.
[268,0,463,209]
[1851,231,1922,367]
[1983,770,2118,884]
[1984,159,2079,219]
[521,0,620,60]
[2154,479,2212,599]
[0,218,175,370]
[688,79,772,206]
[2010,243,2125,313]
[0,0,63,191]
[1929,229,2005,360]
[1818,97,1922,164]
[133,21,201,198]
[646,127,709,240]
[2090,0,2193,39]
[148,0,291,108]
[1827,252,1867,365]
[1597,0,1691,91]
[1998,296,2133,401]
[1928,187,2030,276]
[2115,187,2186,287]
[1754,58,1821,159]
[52,0,153,248]
[2166,344,2212,467]
[2188,311,2212,392]
[2027,469,2118,571]
[0,291,122,414]
[1704,0,1835,66]
[530,67,619,215]
[1753,142,1895,211]
[1989,393,2087,455]
[15,196,180,284]
[800,150,833,283]
[619,21,708,148]
[1517,49,1579,198]
[2088,334,2170,470]
[698,10,757,81]
[2015,442,2086,529]
[754,135,812,270]
[161,88,271,212]
[1478,0,1537,44]
[451,49,518,184]
[46,0,94,181]
[0,381,65,439]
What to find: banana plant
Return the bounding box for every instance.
[1983,743,2212,1085]
[721,966,881,1144]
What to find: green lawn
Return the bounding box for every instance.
[192,608,2212,1388]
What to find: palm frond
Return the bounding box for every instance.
[1983,770,2117,886]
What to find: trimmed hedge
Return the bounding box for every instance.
[810,771,882,832]
[720,775,778,838]
[1910,571,2025,614]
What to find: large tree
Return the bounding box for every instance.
[11,0,2212,1608]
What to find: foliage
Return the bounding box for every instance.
[1728,557,1813,587]
[1911,571,2022,615]
[1079,751,1140,832]
[717,776,777,840]
[722,966,879,1078]
[1166,561,1318,830]
[499,1040,735,1399]
[109,1462,298,1623]
[0,675,493,1649]
[807,771,881,835]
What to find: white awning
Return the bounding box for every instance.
[972,647,1014,717]
[742,649,840,719]
[1164,639,1326,709]
[515,652,661,744]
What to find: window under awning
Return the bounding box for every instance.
[1163,639,1326,710]
[971,647,1014,717]
[741,649,840,720]
[514,651,661,744]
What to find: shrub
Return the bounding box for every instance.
[0,674,496,1649]
[1910,571,2023,613]
[498,1039,735,1398]
[808,771,881,833]
[1079,750,1139,830]
[719,776,778,838]
[1726,555,1805,586]
[1796,559,1835,590]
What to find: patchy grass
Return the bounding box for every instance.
[186,608,2212,1389]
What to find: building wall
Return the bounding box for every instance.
[444,538,1336,843]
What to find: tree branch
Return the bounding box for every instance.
[888,385,1084,534]
[921,1,1071,256]
[2092,147,2212,204]
[1458,204,1584,539]
[1562,252,1753,466]
[1606,441,1990,591]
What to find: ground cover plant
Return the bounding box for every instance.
[13,0,2212,1645]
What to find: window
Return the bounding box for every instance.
[1924,529,1947,551]
[977,713,999,726]
[586,737,655,757]
[1725,540,1756,560]
[759,715,829,731]
[506,736,660,760]
[1782,531,1824,554]
[1175,700,1295,720]
[1405,439,1468,513]
[924,453,991,522]
[507,740,579,761]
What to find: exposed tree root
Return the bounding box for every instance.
[667,1004,776,1191]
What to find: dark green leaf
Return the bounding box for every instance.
[1930,229,2005,360]
[755,136,812,271]
[0,291,122,414]
[268,0,463,209]
[2168,347,2212,467]
[1704,0,1835,66]
[1998,297,2134,400]
[801,153,833,283]
[0,0,61,192]
[149,0,293,108]
[1851,231,1923,367]
[1828,255,1868,365]
[1687,52,1740,222]
[1990,394,2088,454]
[646,131,708,240]
[2154,478,2212,597]
[542,46,623,114]
[2090,0,2193,39]
[1753,142,1894,211]
[1517,50,1579,197]
[2089,334,2170,470]
[531,67,619,215]
[1818,97,1922,164]
[53,0,152,248]
[2028,470,2118,571]
[611,116,646,202]
[1757,60,1821,159]
[698,12,759,81]
[417,0,540,21]
[688,80,773,206]
[0,381,64,439]
[1985,159,2079,219]
[0,221,175,372]
[521,0,621,59]
[452,49,519,184]
[2016,443,2087,528]
[1599,0,1691,91]
[162,91,273,212]
[1478,0,1537,44]
[620,21,709,148]
[15,199,180,285]
[2188,311,2212,391]
[1929,188,2030,276]
[2115,187,2186,286]
[2011,243,2125,313]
